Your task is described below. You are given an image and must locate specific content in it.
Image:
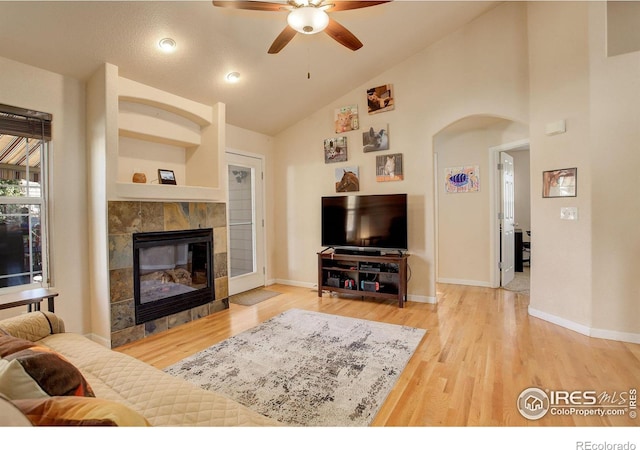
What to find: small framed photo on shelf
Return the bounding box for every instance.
[158,169,177,185]
[542,167,576,198]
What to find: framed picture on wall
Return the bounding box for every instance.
[335,166,360,192]
[376,153,403,182]
[334,105,359,133]
[542,167,576,198]
[362,124,389,152]
[444,166,480,193]
[366,84,394,114]
[324,137,348,163]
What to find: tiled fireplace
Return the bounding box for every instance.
[108,201,228,348]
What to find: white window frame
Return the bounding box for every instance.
[0,107,51,293]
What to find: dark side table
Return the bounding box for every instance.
[0,288,59,313]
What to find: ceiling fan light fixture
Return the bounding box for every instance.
[287,7,329,35]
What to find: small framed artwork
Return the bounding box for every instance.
[362,124,389,152]
[444,166,480,193]
[335,166,360,192]
[334,105,359,134]
[376,153,403,182]
[367,84,394,114]
[543,167,577,198]
[324,137,348,163]
[158,169,177,185]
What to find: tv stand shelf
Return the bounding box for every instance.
[317,251,409,308]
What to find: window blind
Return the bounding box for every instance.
[0,104,52,141]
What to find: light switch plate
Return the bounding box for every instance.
[560,207,578,221]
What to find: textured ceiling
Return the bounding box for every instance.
[0,1,499,136]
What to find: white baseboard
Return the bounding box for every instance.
[437,278,492,288]
[528,307,640,344]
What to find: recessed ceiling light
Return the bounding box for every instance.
[226,72,241,83]
[158,38,177,53]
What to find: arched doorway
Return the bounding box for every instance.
[433,115,529,288]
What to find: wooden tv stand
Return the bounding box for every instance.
[317,250,409,308]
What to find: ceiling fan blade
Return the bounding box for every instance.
[324,18,363,51]
[268,26,298,54]
[212,1,286,12]
[324,1,391,12]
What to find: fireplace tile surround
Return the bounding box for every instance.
[108,201,228,348]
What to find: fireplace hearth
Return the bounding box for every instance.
[133,228,214,324]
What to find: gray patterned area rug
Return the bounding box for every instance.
[164,308,426,426]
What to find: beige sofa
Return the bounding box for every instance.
[0,311,278,426]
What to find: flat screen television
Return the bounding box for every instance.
[321,193,408,253]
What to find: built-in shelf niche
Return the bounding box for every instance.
[115,76,225,202]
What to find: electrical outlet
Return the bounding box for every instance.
[560,207,578,221]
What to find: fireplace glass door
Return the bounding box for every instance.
[133,228,213,324]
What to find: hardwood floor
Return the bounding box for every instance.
[115,283,640,426]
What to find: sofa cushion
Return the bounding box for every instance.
[0,335,94,400]
[39,332,280,426]
[13,396,150,426]
[0,311,64,342]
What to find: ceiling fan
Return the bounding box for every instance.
[212,0,391,54]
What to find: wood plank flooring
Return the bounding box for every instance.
[115,283,640,426]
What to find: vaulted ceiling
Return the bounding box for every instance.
[0,1,499,136]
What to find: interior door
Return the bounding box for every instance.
[500,152,515,286]
[226,151,265,296]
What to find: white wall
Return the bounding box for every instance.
[273,2,530,301]
[0,56,89,333]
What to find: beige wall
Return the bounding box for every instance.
[527,1,639,341]
[0,56,90,333]
[589,2,640,338]
[273,2,530,301]
[527,1,593,329]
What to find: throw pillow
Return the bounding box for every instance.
[0,335,94,400]
[0,334,37,357]
[13,396,151,426]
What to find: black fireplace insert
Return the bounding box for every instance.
[133,228,214,324]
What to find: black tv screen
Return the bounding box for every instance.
[321,193,408,251]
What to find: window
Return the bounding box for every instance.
[0,104,51,289]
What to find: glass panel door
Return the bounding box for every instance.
[227,152,264,295]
